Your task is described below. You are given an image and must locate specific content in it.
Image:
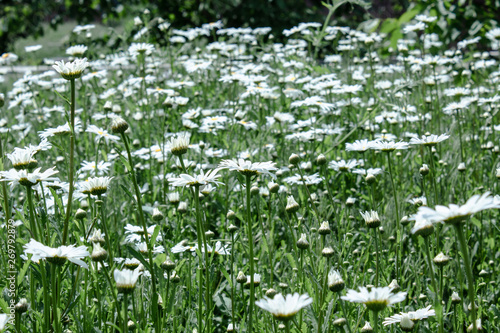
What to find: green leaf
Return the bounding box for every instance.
[17,259,30,286]
[286,253,297,269]
[398,6,421,24]
[150,225,161,246]
[379,18,398,34]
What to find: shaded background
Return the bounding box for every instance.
[1,0,499,54]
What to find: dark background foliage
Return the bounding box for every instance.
[1,0,500,53]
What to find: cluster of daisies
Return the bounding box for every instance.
[1,8,500,333]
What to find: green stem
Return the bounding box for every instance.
[0,135,11,221]
[123,293,128,333]
[424,237,443,333]
[120,133,159,331]
[454,223,477,333]
[97,195,113,263]
[386,152,400,277]
[62,78,76,244]
[374,228,380,287]
[246,175,255,333]
[26,187,40,240]
[51,264,61,333]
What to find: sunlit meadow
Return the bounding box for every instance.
[1,7,500,333]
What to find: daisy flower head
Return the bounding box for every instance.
[66,45,88,57]
[415,192,500,225]
[328,269,345,292]
[0,314,10,331]
[409,133,450,146]
[53,58,89,80]
[86,176,113,196]
[114,267,142,294]
[168,169,223,187]
[370,141,409,152]
[345,139,375,152]
[383,305,435,327]
[410,215,434,237]
[7,147,37,170]
[341,286,407,312]
[86,125,120,143]
[0,167,58,189]
[129,43,155,57]
[360,210,381,228]
[255,292,313,322]
[23,239,90,268]
[218,158,278,179]
[167,132,191,156]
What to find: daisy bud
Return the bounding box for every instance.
[268,181,280,194]
[365,173,376,184]
[286,196,299,213]
[111,116,129,134]
[328,269,345,292]
[228,224,238,233]
[322,247,334,258]
[236,271,247,284]
[170,271,181,283]
[419,164,429,176]
[226,323,235,332]
[265,288,278,298]
[80,200,90,210]
[316,154,327,166]
[389,279,400,293]
[361,321,373,332]
[297,234,309,250]
[400,314,415,332]
[15,298,29,314]
[303,161,312,172]
[227,210,236,220]
[177,201,188,214]
[361,211,380,229]
[0,93,4,108]
[161,258,176,271]
[250,186,260,195]
[278,282,288,289]
[433,252,450,267]
[333,318,347,327]
[103,101,112,111]
[245,273,261,288]
[205,230,215,239]
[289,153,300,165]
[167,192,180,204]
[401,216,409,226]
[128,320,137,330]
[152,207,164,221]
[467,319,482,332]
[318,221,331,235]
[458,162,466,172]
[75,208,87,220]
[496,168,500,179]
[91,243,108,262]
[479,269,488,277]
[346,197,356,207]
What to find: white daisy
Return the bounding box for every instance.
[341,286,407,312]
[114,268,142,294]
[23,239,90,268]
[383,305,435,326]
[52,58,89,80]
[218,158,278,178]
[255,293,313,322]
[414,192,500,225]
